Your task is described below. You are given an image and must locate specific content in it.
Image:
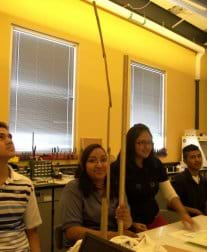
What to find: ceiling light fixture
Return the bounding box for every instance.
[169,0,207,15]
[182,0,207,11]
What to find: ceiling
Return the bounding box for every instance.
[110,0,207,48]
[0,0,206,48]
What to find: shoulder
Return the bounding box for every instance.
[65,178,79,188]
[146,157,168,182]
[154,157,163,166]
[200,173,207,184]
[110,162,118,174]
[14,172,33,184]
[9,167,33,187]
[60,179,83,206]
[63,179,82,195]
[146,156,163,169]
[172,170,187,183]
[110,159,120,170]
[176,169,189,178]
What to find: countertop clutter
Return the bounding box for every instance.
[15,147,79,161]
[33,174,74,187]
[9,159,78,187]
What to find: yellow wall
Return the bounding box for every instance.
[0,0,206,161]
[200,53,207,133]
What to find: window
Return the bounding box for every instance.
[130,62,165,149]
[10,27,77,152]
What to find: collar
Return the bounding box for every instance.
[183,168,201,182]
[192,175,200,184]
[4,165,24,184]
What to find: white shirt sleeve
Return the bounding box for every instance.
[159,180,178,202]
[24,185,42,229]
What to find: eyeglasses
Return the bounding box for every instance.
[136,140,153,146]
[87,157,108,164]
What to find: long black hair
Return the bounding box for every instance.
[113,123,154,166]
[75,143,107,197]
[110,123,154,196]
[126,123,154,163]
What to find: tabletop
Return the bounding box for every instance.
[141,215,207,252]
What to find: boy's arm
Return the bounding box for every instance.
[26,227,41,252]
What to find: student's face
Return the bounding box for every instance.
[86,148,108,183]
[135,130,153,159]
[0,127,15,160]
[184,150,202,172]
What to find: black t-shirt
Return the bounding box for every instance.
[125,157,168,224]
[171,169,207,216]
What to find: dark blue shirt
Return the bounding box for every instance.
[111,157,168,224]
[125,157,168,224]
[171,169,207,216]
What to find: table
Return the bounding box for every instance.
[140,215,207,252]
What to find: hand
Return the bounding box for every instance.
[107,231,120,240]
[115,204,132,229]
[181,213,199,231]
[189,208,203,216]
[133,222,147,232]
[123,229,138,238]
[107,230,137,239]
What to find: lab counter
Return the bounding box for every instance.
[34,175,74,188]
[34,176,74,252]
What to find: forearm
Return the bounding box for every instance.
[26,228,41,252]
[65,226,118,241]
[65,226,136,241]
[169,196,188,215]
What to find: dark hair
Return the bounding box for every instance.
[183,144,200,160]
[0,121,9,130]
[110,124,154,197]
[75,144,106,197]
[126,123,154,163]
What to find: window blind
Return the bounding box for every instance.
[10,27,76,152]
[130,62,165,149]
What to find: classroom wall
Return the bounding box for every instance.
[0,0,206,162]
[200,53,207,134]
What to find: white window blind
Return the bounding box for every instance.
[130,62,165,149]
[10,27,76,152]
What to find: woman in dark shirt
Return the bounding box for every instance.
[111,124,195,232]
